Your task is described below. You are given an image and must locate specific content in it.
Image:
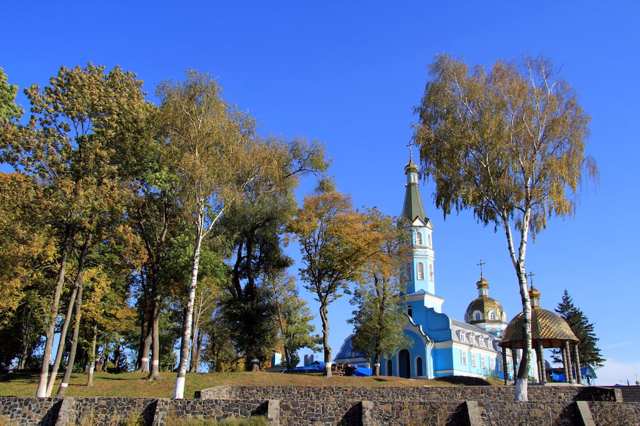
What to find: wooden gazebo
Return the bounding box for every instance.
[500,287,581,385]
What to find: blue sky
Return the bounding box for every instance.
[3,1,639,384]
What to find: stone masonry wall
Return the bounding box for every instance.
[71,397,157,425]
[153,399,267,425]
[199,384,617,403]
[279,399,361,426]
[368,401,467,426]
[0,389,637,425]
[0,397,61,426]
[478,401,579,426]
[620,386,640,402]
[589,402,640,426]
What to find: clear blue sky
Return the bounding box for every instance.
[3,1,639,384]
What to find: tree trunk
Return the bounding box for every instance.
[46,284,79,397]
[57,276,84,397]
[173,218,204,399]
[137,291,150,371]
[148,295,161,380]
[19,310,33,370]
[87,323,97,386]
[319,302,332,377]
[514,270,532,401]
[501,213,533,402]
[373,353,381,376]
[140,326,152,373]
[36,235,71,398]
[189,317,200,373]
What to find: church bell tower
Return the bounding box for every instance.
[402,158,444,312]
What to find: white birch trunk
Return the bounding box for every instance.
[36,241,70,398]
[57,278,84,398]
[45,284,78,397]
[502,211,533,402]
[87,324,97,387]
[173,209,204,399]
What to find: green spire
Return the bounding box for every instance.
[402,161,427,222]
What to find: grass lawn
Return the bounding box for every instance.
[0,371,460,398]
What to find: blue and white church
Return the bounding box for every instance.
[335,159,538,381]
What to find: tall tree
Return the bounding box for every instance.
[268,275,319,369]
[0,173,55,368]
[290,181,378,377]
[221,139,325,369]
[350,211,410,376]
[0,64,151,397]
[414,55,595,400]
[158,71,263,399]
[0,68,21,123]
[553,290,604,368]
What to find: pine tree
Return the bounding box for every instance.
[553,290,605,368]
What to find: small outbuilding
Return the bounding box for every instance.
[500,287,581,385]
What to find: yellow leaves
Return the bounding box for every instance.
[415,55,595,234]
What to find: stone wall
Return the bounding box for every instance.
[70,397,157,425]
[199,384,618,403]
[279,399,361,425]
[478,401,578,426]
[620,385,640,402]
[0,397,60,425]
[154,398,267,425]
[0,389,637,425]
[589,401,640,425]
[367,401,467,426]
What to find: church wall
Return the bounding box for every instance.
[409,306,451,342]
[380,329,429,378]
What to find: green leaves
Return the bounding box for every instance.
[0,68,22,124]
[554,290,605,368]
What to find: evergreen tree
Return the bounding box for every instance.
[553,290,605,368]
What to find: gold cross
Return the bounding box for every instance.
[477,260,486,278]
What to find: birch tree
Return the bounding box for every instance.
[158,71,261,399]
[414,55,595,400]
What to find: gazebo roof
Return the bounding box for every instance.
[500,306,578,349]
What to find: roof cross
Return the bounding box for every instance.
[477,259,486,279]
[406,142,414,163]
[527,271,535,288]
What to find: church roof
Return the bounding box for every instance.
[402,161,428,222]
[500,307,578,349]
[465,296,505,323]
[464,277,507,325]
[333,334,367,362]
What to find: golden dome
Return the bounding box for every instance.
[500,306,578,349]
[465,296,506,324]
[465,276,506,324]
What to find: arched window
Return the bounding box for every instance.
[416,357,423,376]
[417,263,424,280]
[489,310,496,320]
[387,359,393,376]
[473,311,482,321]
[416,232,423,245]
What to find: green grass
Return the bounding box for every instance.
[0,371,456,398]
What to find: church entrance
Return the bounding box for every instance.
[399,349,411,378]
